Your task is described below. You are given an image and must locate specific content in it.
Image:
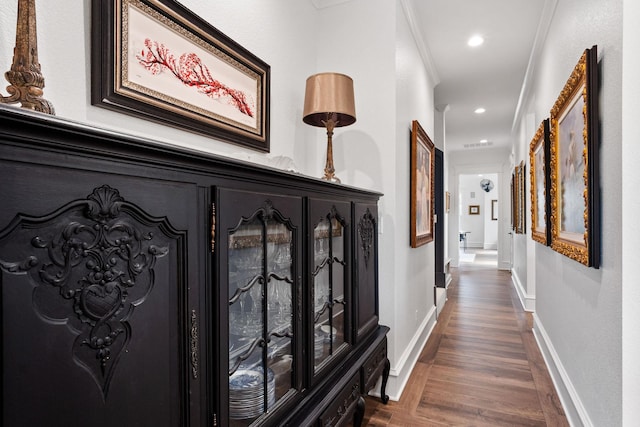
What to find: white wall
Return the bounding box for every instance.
[458,173,498,250]
[622,0,640,424]
[391,0,438,397]
[482,174,499,249]
[511,112,537,310]
[459,174,485,248]
[512,0,623,425]
[0,1,319,173]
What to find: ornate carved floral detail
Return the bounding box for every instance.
[0,185,171,397]
[191,310,199,379]
[358,209,375,268]
[211,202,216,253]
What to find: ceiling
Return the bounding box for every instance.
[408,0,547,152]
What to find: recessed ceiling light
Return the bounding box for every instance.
[474,107,486,114]
[480,139,488,143]
[468,35,484,47]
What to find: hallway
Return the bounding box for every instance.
[362,261,568,426]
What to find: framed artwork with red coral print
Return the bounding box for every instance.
[92,0,270,152]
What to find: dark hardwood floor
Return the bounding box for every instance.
[361,252,568,426]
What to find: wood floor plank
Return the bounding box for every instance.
[361,252,569,426]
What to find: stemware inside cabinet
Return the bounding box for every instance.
[308,198,352,384]
[216,188,303,426]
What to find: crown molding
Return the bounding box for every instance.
[511,0,558,133]
[400,0,440,86]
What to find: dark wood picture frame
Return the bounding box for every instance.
[469,205,480,215]
[549,46,599,268]
[92,0,270,151]
[410,120,435,247]
[530,119,551,245]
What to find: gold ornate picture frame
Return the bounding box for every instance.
[92,0,270,151]
[410,120,435,247]
[512,161,526,234]
[530,119,551,245]
[511,172,516,230]
[549,46,600,268]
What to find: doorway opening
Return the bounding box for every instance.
[456,173,500,269]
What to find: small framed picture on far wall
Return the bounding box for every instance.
[469,205,480,215]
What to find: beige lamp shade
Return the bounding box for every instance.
[303,72,356,127]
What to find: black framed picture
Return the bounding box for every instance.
[92,0,270,151]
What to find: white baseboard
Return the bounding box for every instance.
[498,260,511,271]
[510,268,535,312]
[533,314,593,427]
[373,305,437,401]
[435,288,447,318]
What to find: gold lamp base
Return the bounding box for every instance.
[321,116,340,183]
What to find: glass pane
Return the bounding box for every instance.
[265,219,293,402]
[331,217,346,351]
[313,216,346,371]
[228,214,294,426]
[228,219,267,425]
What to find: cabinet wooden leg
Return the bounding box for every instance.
[354,395,365,427]
[381,358,390,404]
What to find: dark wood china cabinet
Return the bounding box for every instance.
[0,105,389,427]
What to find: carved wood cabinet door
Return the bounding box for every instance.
[214,187,303,426]
[307,198,352,385]
[0,162,201,426]
[353,202,379,343]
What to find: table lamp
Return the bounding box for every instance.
[303,72,356,183]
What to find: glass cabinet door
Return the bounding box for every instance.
[309,200,351,376]
[218,190,301,426]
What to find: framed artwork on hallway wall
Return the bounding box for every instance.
[512,161,526,235]
[91,0,271,152]
[530,119,551,245]
[410,120,435,247]
[549,45,600,268]
[510,172,515,230]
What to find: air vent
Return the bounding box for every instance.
[463,142,494,149]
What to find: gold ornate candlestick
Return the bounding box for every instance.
[0,0,54,114]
